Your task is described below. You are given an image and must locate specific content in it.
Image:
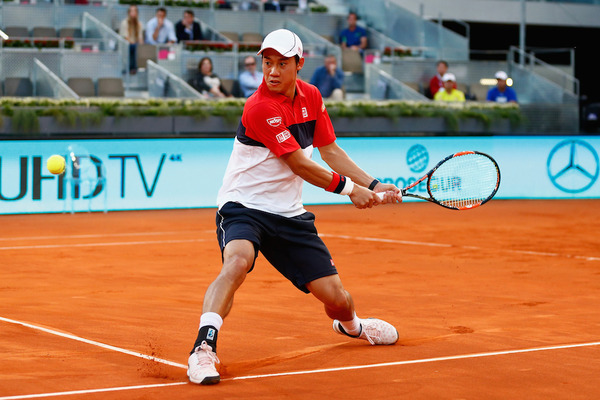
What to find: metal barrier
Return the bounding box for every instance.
[365,63,429,101]
[509,46,579,98]
[82,12,128,77]
[147,59,202,98]
[346,0,469,61]
[32,58,79,98]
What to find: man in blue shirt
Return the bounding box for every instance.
[145,7,177,45]
[339,12,367,52]
[310,55,344,100]
[487,70,518,103]
[238,55,263,97]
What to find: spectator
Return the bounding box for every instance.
[175,9,203,43]
[310,54,344,100]
[119,5,144,75]
[238,56,263,98]
[339,12,367,53]
[487,70,518,103]
[263,0,284,12]
[145,7,176,45]
[188,57,231,98]
[433,73,466,102]
[428,60,455,98]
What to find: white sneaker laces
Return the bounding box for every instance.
[360,323,378,345]
[194,341,220,367]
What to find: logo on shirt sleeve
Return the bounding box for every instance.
[276,130,292,143]
[267,116,282,127]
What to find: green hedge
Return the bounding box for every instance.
[0,98,523,133]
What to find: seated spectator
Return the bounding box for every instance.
[487,71,518,103]
[428,60,455,98]
[262,0,285,12]
[175,9,203,43]
[238,56,263,98]
[188,57,231,98]
[119,5,144,75]
[145,7,176,45]
[310,54,344,101]
[433,73,466,102]
[339,12,367,53]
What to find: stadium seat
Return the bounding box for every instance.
[97,78,124,97]
[469,84,490,102]
[220,31,240,42]
[67,77,95,97]
[221,79,243,97]
[32,27,57,38]
[4,26,29,37]
[241,32,263,43]
[341,48,363,73]
[59,27,82,38]
[136,44,157,69]
[404,82,421,93]
[4,77,33,96]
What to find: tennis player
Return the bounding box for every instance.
[188,29,402,385]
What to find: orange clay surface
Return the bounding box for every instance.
[1,200,599,399]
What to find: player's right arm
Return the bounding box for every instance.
[281,149,380,209]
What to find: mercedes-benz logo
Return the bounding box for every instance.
[547,139,599,193]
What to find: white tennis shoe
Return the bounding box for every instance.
[333,318,399,345]
[187,341,220,385]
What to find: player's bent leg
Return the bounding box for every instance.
[307,275,399,346]
[189,240,255,386]
[202,239,256,317]
[306,274,355,321]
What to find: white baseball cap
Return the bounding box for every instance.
[495,71,508,80]
[257,29,303,58]
[442,72,456,82]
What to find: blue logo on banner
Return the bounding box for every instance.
[547,139,599,193]
[406,144,429,173]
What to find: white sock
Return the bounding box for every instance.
[200,312,223,331]
[339,313,361,336]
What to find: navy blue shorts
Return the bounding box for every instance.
[216,202,338,293]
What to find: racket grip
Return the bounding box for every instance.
[375,191,402,202]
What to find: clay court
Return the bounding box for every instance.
[1,199,599,399]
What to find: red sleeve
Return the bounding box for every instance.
[242,102,300,158]
[312,97,336,148]
[429,76,439,95]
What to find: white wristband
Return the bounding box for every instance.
[340,177,355,196]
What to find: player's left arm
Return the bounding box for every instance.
[318,141,400,202]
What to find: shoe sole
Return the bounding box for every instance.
[187,370,220,385]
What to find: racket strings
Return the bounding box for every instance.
[429,153,499,209]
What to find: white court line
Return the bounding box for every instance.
[0,231,201,242]
[0,238,210,251]
[0,383,188,400]
[320,233,600,261]
[229,340,600,381]
[0,317,187,369]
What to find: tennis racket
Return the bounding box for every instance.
[376,151,500,210]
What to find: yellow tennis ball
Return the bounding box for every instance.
[47,155,66,175]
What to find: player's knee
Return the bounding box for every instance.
[326,289,352,312]
[222,254,253,278]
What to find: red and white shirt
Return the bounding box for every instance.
[217,79,336,217]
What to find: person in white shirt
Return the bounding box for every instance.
[145,7,176,45]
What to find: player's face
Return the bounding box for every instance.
[262,48,304,99]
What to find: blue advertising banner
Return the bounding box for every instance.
[0,136,598,214]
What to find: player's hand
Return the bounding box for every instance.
[373,182,402,204]
[349,185,382,209]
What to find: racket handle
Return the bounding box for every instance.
[375,191,403,202]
